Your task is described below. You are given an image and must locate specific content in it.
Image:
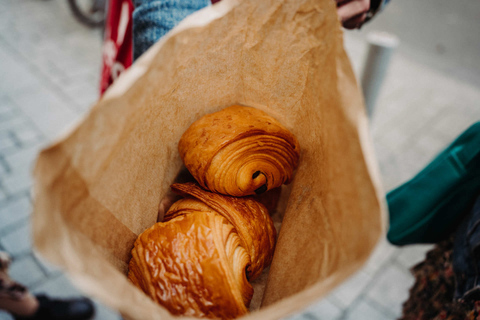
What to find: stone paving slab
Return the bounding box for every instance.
[365,263,415,318]
[0,311,13,320]
[9,86,80,140]
[0,222,32,257]
[0,196,31,233]
[9,255,46,288]
[330,271,373,309]
[302,298,343,320]
[396,245,433,270]
[344,299,396,320]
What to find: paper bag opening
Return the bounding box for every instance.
[32,0,385,319]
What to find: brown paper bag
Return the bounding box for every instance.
[32,0,385,318]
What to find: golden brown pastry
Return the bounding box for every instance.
[128,183,276,319]
[179,105,300,197]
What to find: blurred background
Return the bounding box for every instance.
[0,0,479,319]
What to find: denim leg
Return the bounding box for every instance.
[132,0,210,60]
[453,193,480,301]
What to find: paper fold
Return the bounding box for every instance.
[33,0,384,318]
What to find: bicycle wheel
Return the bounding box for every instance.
[68,0,106,28]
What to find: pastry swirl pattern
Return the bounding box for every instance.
[179,106,300,197]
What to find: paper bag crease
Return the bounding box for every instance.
[32,0,384,319]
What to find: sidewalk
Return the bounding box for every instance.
[0,0,118,319]
[0,0,479,319]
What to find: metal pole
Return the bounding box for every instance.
[361,31,399,117]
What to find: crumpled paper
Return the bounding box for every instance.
[32,0,385,319]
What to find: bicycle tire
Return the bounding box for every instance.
[68,0,105,28]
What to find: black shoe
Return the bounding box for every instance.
[16,295,95,320]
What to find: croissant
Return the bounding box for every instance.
[128,183,276,319]
[179,105,300,197]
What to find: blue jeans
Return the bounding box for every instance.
[132,0,210,60]
[132,0,392,60]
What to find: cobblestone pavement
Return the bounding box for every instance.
[0,0,479,320]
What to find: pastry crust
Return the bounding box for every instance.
[128,183,276,319]
[170,182,276,280]
[179,106,300,196]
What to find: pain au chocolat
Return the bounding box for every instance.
[128,183,276,319]
[179,105,300,197]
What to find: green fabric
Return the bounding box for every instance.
[387,122,480,246]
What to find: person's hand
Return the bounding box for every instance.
[336,0,370,29]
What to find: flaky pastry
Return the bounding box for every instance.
[179,106,300,197]
[128,183,276,319]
